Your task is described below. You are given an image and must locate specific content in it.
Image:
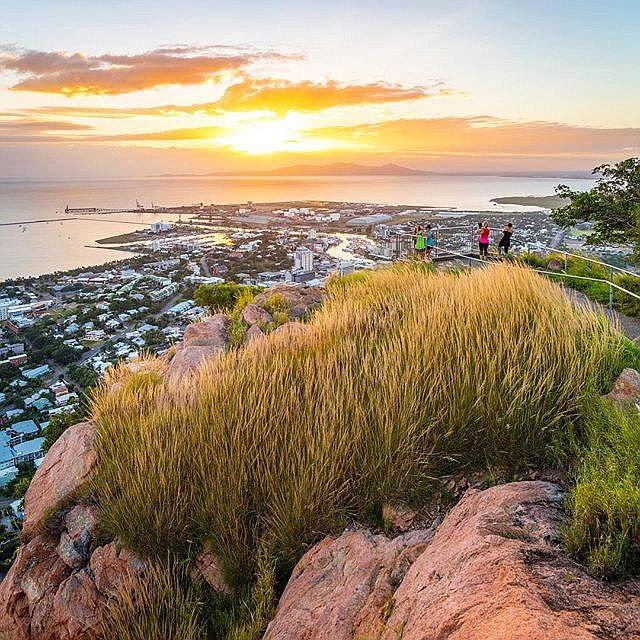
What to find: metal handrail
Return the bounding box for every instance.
[394,241,640,311]
[529,243,640,280]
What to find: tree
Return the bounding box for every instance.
[42,411,82,451]
[553,158,640,252]
[194,282,262,312]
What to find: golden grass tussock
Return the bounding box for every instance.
[90,262,624,584]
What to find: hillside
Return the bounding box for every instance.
[2,263,640,640]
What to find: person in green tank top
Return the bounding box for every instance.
[414,226,426,260]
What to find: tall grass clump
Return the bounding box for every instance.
[91,263,623,587]
[98,558,206,640]
[565,396,640,578]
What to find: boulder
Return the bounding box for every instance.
[606,367,640,406]
[56,532,86,569]
[22,421,97,539]
[0,537,144,640]
[263,529,433,640]
[264,482,640,640]
[272,322,308,340]
[64,505,100,551]
[165,345,220,380]
[254,286,303,309]
[90,542,145,599]
[244,323,265,345]
[288,304,309,320]
[0,535,70,640]
[182,315,229,350]
[165,316,230,381]
[241,303,272,326]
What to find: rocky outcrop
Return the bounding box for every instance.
[191,543,231,595]
[0,421,144,640]
[606,367,640,406]
[253,285,323,318]
[244,323,265,345]
[165,314,229,380]
[241,303,272,326]
[263,482,640,640]
[272,322,308,339]
[0,537,144,640]
[22,421,96,539]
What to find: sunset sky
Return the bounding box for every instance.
[1,0,639,178]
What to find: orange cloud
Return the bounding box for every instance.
[304,117,640,157]
[15,78,448,118]
[0,46,292,95]
[91,126,228,141]
[0,117,92,142]
[212,78,450,114]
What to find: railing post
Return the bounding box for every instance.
[609,267,614,312]
[563,251,568,273]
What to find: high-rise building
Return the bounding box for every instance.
[293,247,314,273]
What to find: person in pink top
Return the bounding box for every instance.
[478,222,490,259]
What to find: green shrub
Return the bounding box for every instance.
[195,283,262,313]
[261,293,289,316]
[565,397,640,578]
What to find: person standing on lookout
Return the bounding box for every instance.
[414,226,426,260]
[425,224,436,259]
[498,222,514,256]
[478,222,490,259]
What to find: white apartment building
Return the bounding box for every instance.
[293,247,314,273]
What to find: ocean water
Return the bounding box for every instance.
[0,174,593,281]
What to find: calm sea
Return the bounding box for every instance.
[0,174,593,281]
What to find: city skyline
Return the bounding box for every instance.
[1,0,639,178]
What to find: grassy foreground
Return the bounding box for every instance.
[90,262,628,638]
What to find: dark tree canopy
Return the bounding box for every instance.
[553,158,640,250]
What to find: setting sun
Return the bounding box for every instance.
[219,118,340,155]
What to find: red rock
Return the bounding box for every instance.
[22,421,96,540]
[0,536,145,640]
[165,345,220,380]
[56,532,86,569]
[241,303,272,326]
[64,505,100,548]
[264,482,640,640]
[191,543,231,595]
[0,535,71,640]
[90,542,145,599]
[382,503,417,533]
[272,322,307,339]
[182,315,229,350]
[244,323,265,345]
[263,529,433,640]
[606,367,640,406]
[288,304,309,319]
[254,286,302,308]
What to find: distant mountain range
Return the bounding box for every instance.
[155,163,592,179]
[156,163,432,178]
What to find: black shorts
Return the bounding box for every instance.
[479,242,489,256]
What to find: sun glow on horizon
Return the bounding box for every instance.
[214,117,351,155]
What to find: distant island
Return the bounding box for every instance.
[490,194,568,209]
[157,162,434,178]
